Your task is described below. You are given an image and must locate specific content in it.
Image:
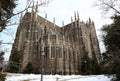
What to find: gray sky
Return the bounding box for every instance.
[1,0,112,61]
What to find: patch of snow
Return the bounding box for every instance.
[5,73,112,81]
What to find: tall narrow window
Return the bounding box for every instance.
[44,46,49,57]
[57,47,62,58]
[51,46,55,58]
[68,49,71,60]
[65,49,67,59]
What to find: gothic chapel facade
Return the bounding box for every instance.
[8,5,101,74]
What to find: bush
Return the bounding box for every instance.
[8,49,22,73]
[81,54,102,75]
[0,73,7,81]
[23,62,34,74]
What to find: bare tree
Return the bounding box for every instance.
[0,0,53,32]
[13,0,53,16]
[95,0,120,16]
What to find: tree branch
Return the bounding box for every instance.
[103,2,120,14]
[12,0,53,16]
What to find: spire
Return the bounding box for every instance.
[35,1,38,13]
[45,13,47,24]
[92,21,95,26]
[71,16,73,23]
[53,18,56,32]
[44,13,48,36]
[53,18,55,23]
[77,11,80,28]
[71,16,74,44]
[74,11,77,21]
[62,20,65,36]
[35,1,38,20]
[32,1,35,12]
[53,18,55,27]
[77,11,80,21]
[74,11,77,28]
[31,1,35,20]
[71,16,73,28]
[89,17,91,24]
[45,13,47,19]
[62,20,64,27]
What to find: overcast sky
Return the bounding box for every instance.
[1,0,113,61]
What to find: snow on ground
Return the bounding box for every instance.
[5,73,112,81]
